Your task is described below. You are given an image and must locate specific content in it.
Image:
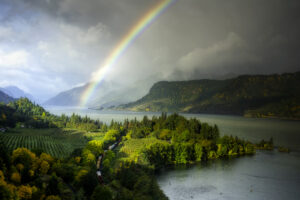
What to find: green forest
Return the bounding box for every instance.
[120,72,300,120]
[0,98,273,200]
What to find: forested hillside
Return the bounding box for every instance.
[120,72,300,120]
[0,98,259,199]
[0,91,14,104]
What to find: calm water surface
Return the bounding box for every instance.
[157,151,300,200]
[46,107,300,150]
[46,107,300,200]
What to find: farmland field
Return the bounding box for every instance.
[0,128,104,158]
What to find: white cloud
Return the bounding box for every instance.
[0,26,12,40]
[37,41,49,51]
[0,49,29,67]
[81,23,110,44]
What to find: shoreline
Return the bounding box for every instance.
[89,107,300,121]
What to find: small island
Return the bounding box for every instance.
[278,146,290,153]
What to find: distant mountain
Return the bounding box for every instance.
[0,86,34,101]
[0,90,14,104]
[44,81,145,107]
[44,83,88,106]
[119,72,300,120]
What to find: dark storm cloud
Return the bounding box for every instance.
[12,0,156,35]
[0,0,299,102]
[168,0,300,78]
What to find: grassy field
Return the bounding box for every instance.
[84,131,106,141]
[0,128,105,158]
[116,138,169,165]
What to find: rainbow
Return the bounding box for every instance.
[79,0,176,107]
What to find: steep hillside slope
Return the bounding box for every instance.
[0,90,14,104]
[44,84,88,106]
[0,86,34,100]
[120,72,300,120]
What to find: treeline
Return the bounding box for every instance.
[118,113,255,169]
[0,98,108,131]
[120,72,300,120]
[122,113,219,140]
[0,130,167,200]
[51,113,106,132]
[0,99,259,199]
[254,138,274,150]
[145,135,254,169]
[1,98,59,129]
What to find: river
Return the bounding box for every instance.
[46,107,300,200]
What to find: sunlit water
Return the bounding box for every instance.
[46,107,300,200]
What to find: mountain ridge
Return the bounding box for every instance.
[118,72,300,120]
[0,86,34,101]
[44,83,88,106]
[44,81,148,108]
[0,90,15,104]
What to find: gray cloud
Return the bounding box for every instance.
[0,0,299,102]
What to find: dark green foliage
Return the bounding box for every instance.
[217,135,255,156]
[278,146,290,153]
[188,118,201,134]
[0,104,17,127]
[115,163,168,200]
[130,127,149,138]
[70,148,82,157]
[173,143,194,164]
[158,129,172,140]
[78,169,99,197]
[0,98,54,128]
[8,98,49,117]
[172,129,192,142]
[141,114,255,168]
[0,98,106,132]
[194,143,203,161]
[0,184,12,200]
[121,72,300,120]
[0,139,10,172]
[46,174,60,196]
[103,129,121,146]
[53,163,75,183]
[117,165,138,190]
[101,150,115,182]
[144,143,173,168]
[91,185,112,200]
[255,138,274,150]
[200,123,219,141]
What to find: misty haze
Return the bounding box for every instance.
[0,0,299,200]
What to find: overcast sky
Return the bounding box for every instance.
[0,0,300,102]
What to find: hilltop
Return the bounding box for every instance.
[119,72,300,120]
